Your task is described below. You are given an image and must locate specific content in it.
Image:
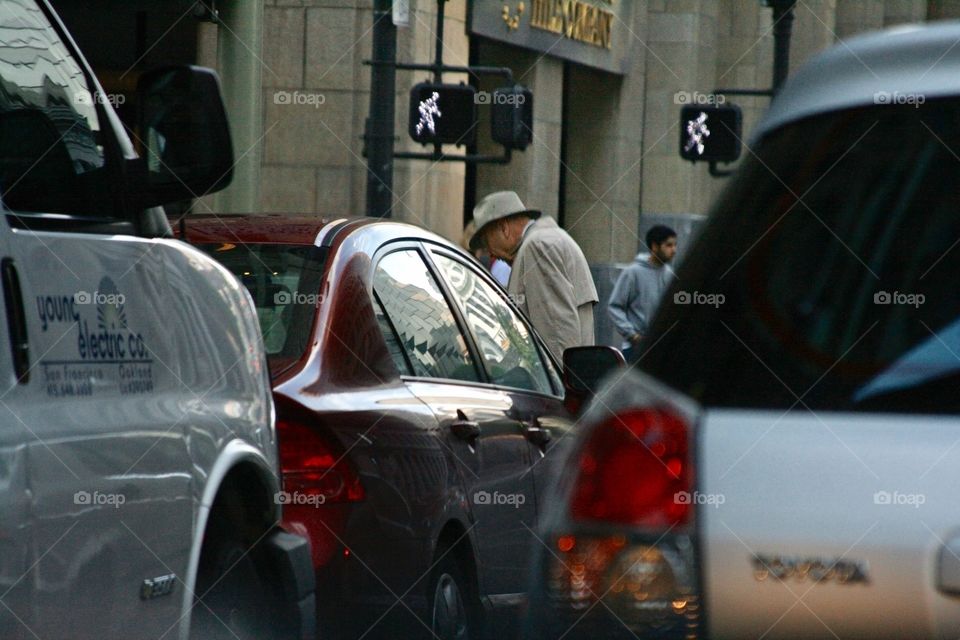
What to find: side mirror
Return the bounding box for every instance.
[563,346,626,413]
[135,65,234,206]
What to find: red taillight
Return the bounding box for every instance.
[570,408,690,527]
[277,418,365,502]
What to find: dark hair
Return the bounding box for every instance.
[646,224,677,249]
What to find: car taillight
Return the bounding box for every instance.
[544,407,701,638]
[277,418,365,503]
[570,408,690,527]
[546,534,700,636]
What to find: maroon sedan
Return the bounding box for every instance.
[176,214,613,640]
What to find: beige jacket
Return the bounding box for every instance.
[508,216,598,361]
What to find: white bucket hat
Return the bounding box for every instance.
[469,191,541,251]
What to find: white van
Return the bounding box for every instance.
[0,2,314,639]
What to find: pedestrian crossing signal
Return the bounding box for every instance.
[679,104,742,163]
[491,86,533,151]
[408,82,478,146]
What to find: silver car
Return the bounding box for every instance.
[527,21,960,640]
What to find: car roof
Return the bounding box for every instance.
[755,21,960,140]
[173,214,342,245]
[174,214,459,249]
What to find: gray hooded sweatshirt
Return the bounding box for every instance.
[607,253,675,348]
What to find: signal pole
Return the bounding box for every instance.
[365,0,397,218]
[766,0,797,93]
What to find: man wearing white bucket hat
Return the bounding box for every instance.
[470,190,598,361]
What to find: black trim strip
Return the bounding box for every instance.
[2,259,29,384]
[319,219,358,248]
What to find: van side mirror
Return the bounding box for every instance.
[134,66,233,206]
[563,346,626,413]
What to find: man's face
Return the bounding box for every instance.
[652,237,678,264]
[482,220,516,262]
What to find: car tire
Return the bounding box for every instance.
[429,556,479,640]
[190,531,288,640]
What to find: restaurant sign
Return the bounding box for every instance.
[468,0,633,75]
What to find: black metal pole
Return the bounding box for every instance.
[434,0,445,83]
[365,0,397,218]
[431,0,446,159]
[771,0,797,93]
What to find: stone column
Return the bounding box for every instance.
[715,0,771,184]
[884,0,927,24]
[261,0,361,216]
[927,0,960,18]
[391,0,469,243]
[640,1,723,222]
[214,0,264,213]
[788,0,837,70]
[836,0,885,38]
[259,1,313,213]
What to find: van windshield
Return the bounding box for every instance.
[199,243,327,375]
[0,0,110,214]
[640,100,960,414]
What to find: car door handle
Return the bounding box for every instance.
[522,419,552,446]
[450,409,481,441]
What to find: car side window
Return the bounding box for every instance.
[0,1,111,216]
[432,252,555,395]
[372,291,413,375]
[373,249,481,383]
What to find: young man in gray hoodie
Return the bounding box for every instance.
[608,225,677,362]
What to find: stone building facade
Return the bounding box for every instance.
[54,0,960,261]
[256,0,957,262]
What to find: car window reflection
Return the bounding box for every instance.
[374,250,480,383]
[433,253,553,394]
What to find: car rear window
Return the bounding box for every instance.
[199,243,326,373]
[641,99,960,414]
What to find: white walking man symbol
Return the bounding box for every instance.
[684,111,710,156]
[416,92,442,137]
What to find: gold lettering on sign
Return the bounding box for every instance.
[502,2,525,31]
[530,0,614,49]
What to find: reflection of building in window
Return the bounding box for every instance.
[46,101,102,172]
[0,0,105,213]
[433,254,550,392]
[0,2,103,163]
[375,271,476,381]
[440,258,510,361]
[373,297,410,373]
[464,279,512,361]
